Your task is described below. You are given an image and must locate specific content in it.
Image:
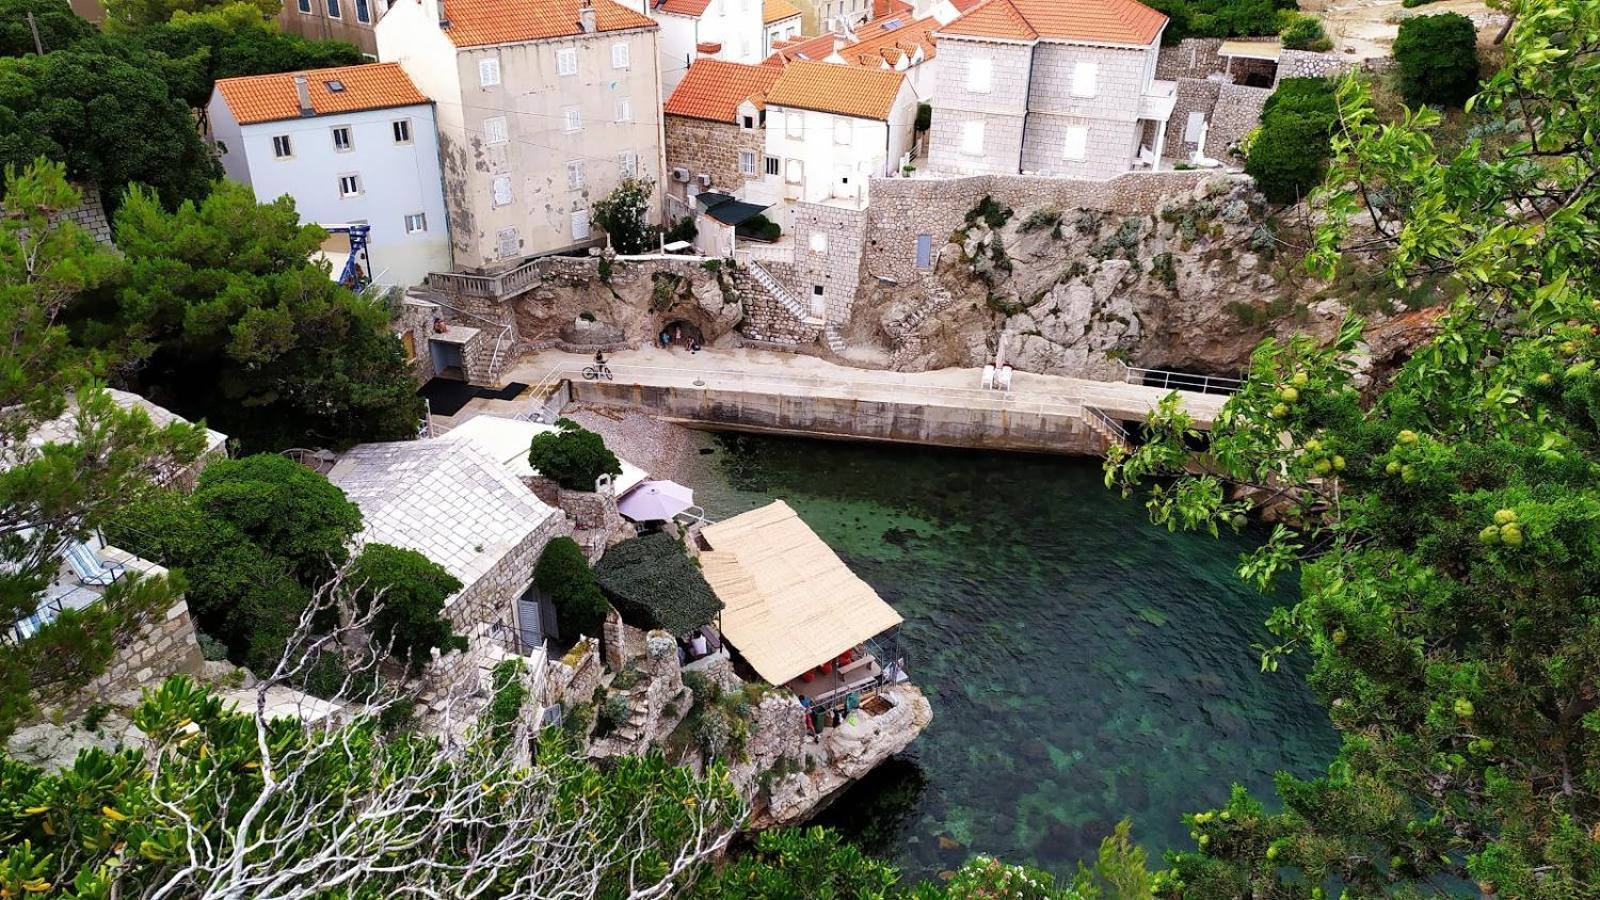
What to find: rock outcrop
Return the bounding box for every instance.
[851,179,1441,382]
[745,683,933,830]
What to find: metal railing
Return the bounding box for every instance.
[1122,364,1242,396]
[1083,405,1134,454]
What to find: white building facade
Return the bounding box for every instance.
[209,63,451,287]
[650,0,769,97]
[757,60,917,220]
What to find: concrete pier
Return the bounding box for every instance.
[484,349,1229,457]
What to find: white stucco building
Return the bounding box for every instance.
[377,0,666,272]
[209,63,451,287]
[926,0,1177,179]
[757,59,917,220]
[648,0,769,98]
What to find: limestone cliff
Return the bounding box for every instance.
[849,178,1440,381]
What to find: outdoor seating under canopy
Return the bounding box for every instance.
[698,501,904,708]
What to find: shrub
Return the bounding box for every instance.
[349,543,467,673]
[914,101,932,132]
[964,195,1013,229]
[663,214,697,245]
[591,177,656,254]
[528,418,621,491]
[534,536,610,644]
[593,534,723,638]
[1278,12,1331,50]
[193,454,363,581]
[1246,77,1338,204]
[1393,13,1479,107]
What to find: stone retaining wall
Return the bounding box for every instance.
[863,171,1220,286]
[1210,83,1274,155]
[76,600,204,707]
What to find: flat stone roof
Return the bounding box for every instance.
[327,439,557,601]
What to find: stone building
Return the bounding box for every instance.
[662,58,783,224]
[926,0,1179,179]
[377,0,667,272]
[327,435,569,652]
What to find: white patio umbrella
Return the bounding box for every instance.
[617,480,695,522]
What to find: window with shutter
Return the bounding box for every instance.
[785,111,803,138]
[484,116,508,144]
[611,43,629,68]
[966,58,991,93]
[618,151,637,177]
[764,156,779,176]
[961,120,984,155]
[739,151,756,176]
[557,48,578,76]
[492,175,513,207]
[615,99,631,122]
[571,209,591,239]
[567,161,585,190]
[834,117,852,145]
[1071,61,1097,98]
[479,58,500,87]
[1063,125,1088,160]
[785,159,803,183]
[564,106,582,133]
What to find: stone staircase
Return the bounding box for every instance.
[1083,406,1134,455]
[823,324,848,353]
[732,260,824,346]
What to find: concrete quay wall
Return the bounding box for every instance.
[569,381,1109,455]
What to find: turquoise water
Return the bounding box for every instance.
[687,434,1337,881]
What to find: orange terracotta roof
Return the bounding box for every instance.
[871,0,912,18]
[848,12,941,63]
[938,0,1165,45]
[766,32,836,62]
[696,40,723,53]
[764,59,906,120]
[440,0,656,49]
[215,62,429,126]
[664,58,783,121]
[655,0,711,15]
[763,0,801,23]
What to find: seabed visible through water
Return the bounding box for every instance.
[678,432,1338,881]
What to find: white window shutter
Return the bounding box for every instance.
[479,58,500,87]
[572,209,591,239]
[484,116,508,144]
[961,120,984,155]
[492,175,513,206]
[1071,61,1097,98]
[612,42,629,68]
[557,48,577,76]
[1063,126,1088,160]
[966,58,991,93]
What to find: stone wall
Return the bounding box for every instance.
[394,297,441,384]
[60,187,113,246]
[1164,78,1221,157]
[664,116,766,199]
[730,264,819,345]
[790,202,869,328]
[444,512,571,639]
[1156,38,1280,84]
[602,610,651,671]
[76,600,204,708]
[1276,48,1359,83]
[862,171,1218,286]
[1209,83,1273,155]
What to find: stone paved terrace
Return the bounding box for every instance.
[497,347,1229,432]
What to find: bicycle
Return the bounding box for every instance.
[582,364,614,381]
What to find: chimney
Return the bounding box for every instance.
[578,0,597,33]
[294,75,314,117]
[438,0,450,30]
